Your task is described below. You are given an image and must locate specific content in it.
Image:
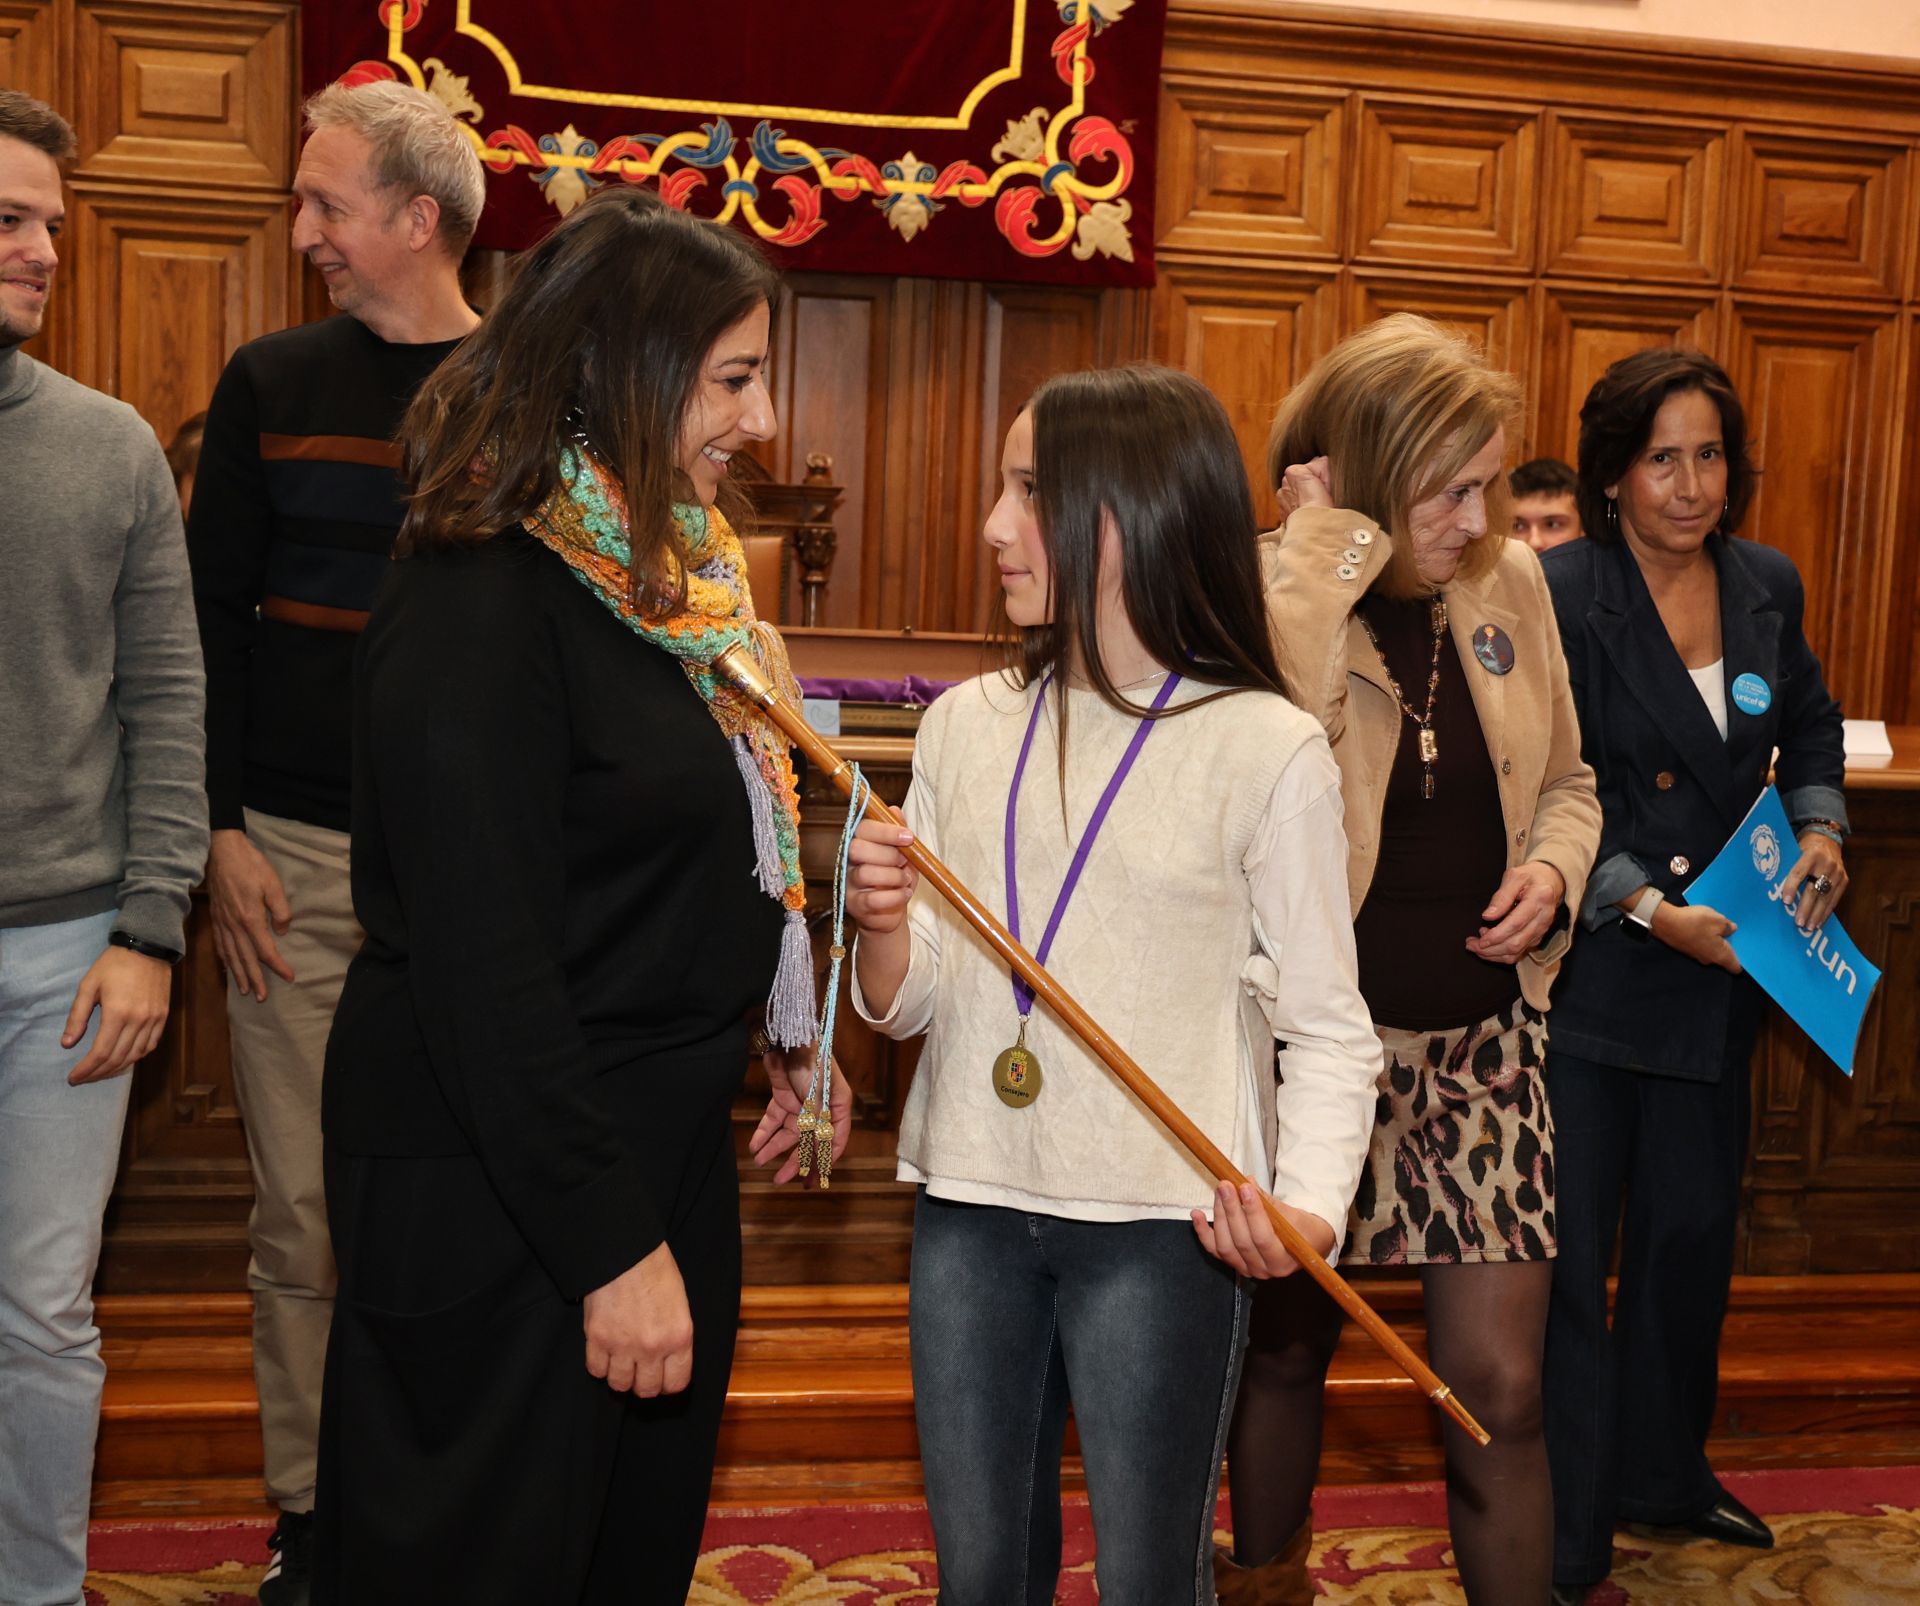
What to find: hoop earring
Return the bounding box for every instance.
[1606,499,1619,533]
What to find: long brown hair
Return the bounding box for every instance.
[398,187,780,611]
[1007,365,1288,768]
[1265,314,1520,598]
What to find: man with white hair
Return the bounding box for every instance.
[186,80,483,1606]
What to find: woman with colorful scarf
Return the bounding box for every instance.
[312,188,844,1605]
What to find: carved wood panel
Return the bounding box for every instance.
[1351,98,1540,272]
[1151,261,1338,516]
[1730,130,1910,301]
[98,898,251,1293]
[1745,788,1920,1275]
[771,274,890,632]
[1156,74,1345,259]
[72,0,293,189]
[1348,270,1532,392]
[1895,315,1920,724]
[62,184,293,444]
[0,0,58,103]
[1542,113,1725,284]
[1531,285,1719,469]
[1727,300,1900,716]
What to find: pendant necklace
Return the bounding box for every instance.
[1359,597,1448,800]
[996,669,1182,1108]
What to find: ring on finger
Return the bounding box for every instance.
[1812,873,1834,895]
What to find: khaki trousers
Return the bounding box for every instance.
[227,808,361,1513]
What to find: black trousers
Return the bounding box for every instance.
[311,1082,742,1605]
[1541,1034,1754,1587]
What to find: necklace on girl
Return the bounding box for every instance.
[996,671,1182,1107]
[1359,597,1448,799]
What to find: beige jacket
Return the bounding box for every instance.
[1259,508,1601,1012]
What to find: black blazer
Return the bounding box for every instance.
[1540,534,1846,1079]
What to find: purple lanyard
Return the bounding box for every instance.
[1004,671,1183,1017]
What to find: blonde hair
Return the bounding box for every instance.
[1265,314,1521,598]
[304,81,485,257]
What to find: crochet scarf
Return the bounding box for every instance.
[524,446,816,1048]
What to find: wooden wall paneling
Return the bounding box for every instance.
[1729,129,1910,301]
[1542,113,1726,285]
[1162,5,1920,139]
[1746,787,1920,1274]
[1350,97,1541,273]
[0,0,59,104]
[1155,73,1345,259]
[773,273,891,629]
[861,277,978,632]
[1347,269,1533,407]
[98,898,251,1292]
[1894,314,1920,725]
[63,183,293,440]
[72,0,293,189]
[1151,261,1339,518]
[1531,284,1718,467]
[1727,298,1899,716]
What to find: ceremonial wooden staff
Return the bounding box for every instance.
[715,642,1490,1447]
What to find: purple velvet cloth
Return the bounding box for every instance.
[799,675,954,706]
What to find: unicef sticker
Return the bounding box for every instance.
[1731,672,1772,715]
[1751,823,1781,880]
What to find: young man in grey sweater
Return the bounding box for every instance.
[0,91,207,1604]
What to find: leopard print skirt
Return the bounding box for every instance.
[1344,999,1556,1266]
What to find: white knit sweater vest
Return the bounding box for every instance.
[889,670,1322,1212]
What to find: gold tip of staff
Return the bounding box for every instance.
[715,640,776,705]
[1431,1386,1492,1447]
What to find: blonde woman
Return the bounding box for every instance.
[1206,316,1601,1605]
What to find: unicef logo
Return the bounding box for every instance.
[1751,823,1781,880]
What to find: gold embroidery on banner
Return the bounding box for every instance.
[454,0,1027,129]
[375,0,1136,261]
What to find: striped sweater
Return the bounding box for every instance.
[186,314,464,831]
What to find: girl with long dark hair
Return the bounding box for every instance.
[844,364,1380,1605]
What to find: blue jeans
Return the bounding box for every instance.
[0,912,133,1606]
[909,1189,1247,1606]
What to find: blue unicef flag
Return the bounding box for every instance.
[1684,786,1880,1075]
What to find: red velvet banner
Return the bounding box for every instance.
[301,2,1168,285]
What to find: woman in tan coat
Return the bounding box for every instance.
[1202,316,1600,1605]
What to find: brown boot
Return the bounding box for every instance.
[1213,1517,1314,1605]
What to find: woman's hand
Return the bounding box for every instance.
[1466,862,1566,965]
[846,820,918,935]
[1191,1180,1336,1280]
[1779,832,1848,933]
[1274,456,1335,521]
[749,1045,853,1185]
[582,1241,693,1397]
[1652,901,1743,973]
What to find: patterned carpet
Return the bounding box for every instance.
[84,1465,1920,1603]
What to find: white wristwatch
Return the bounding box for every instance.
[1623,885,1666,938]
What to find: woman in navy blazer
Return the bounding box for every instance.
[1537,349,1848,1603]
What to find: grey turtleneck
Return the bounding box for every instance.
[0,345,207,952]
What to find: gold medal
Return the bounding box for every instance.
[992,1019,1043,1108]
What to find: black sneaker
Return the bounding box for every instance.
[259,1509,314,1606]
